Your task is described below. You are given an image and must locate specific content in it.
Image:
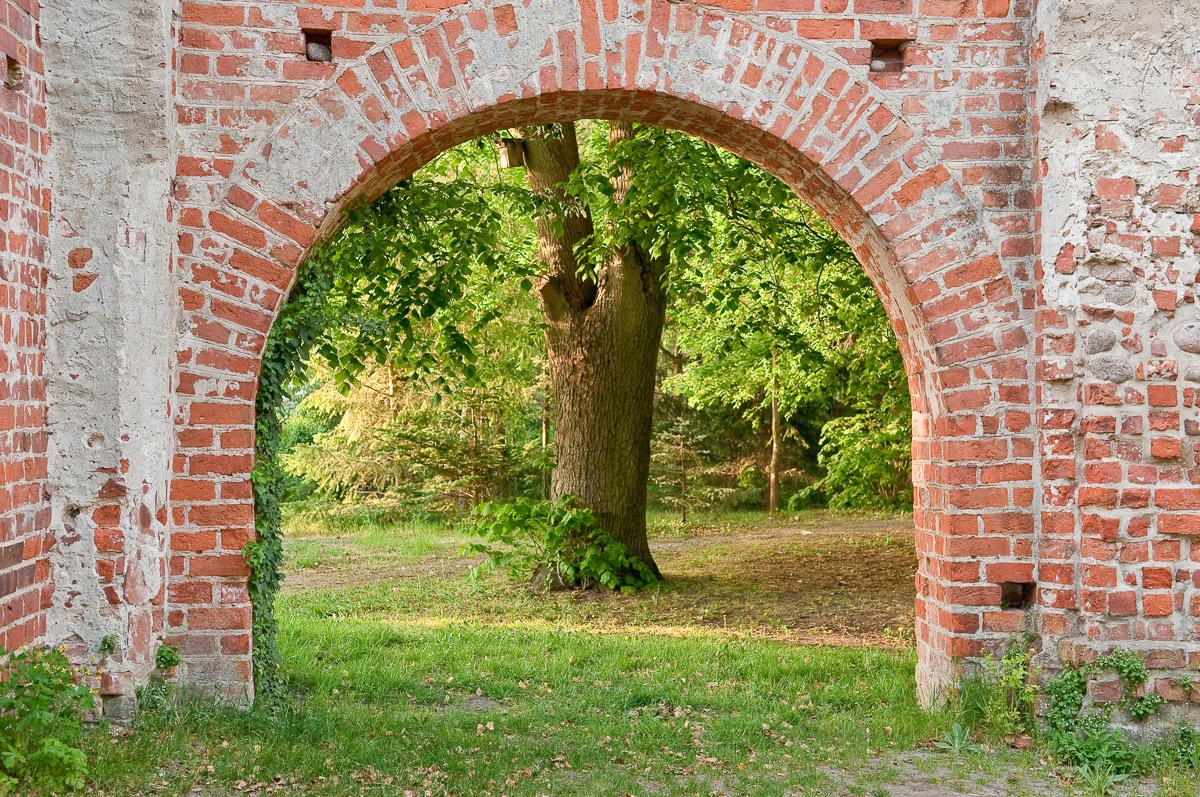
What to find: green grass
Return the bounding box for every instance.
[77,505,1181,795]
[87,610,964,795]
[280,501,470,574]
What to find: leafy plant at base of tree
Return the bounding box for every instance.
[0,646,95,794]
[463,496,657,593]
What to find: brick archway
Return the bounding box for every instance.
[168,2,1033,703]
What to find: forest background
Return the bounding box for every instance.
[269,122,913,526]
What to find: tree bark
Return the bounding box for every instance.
[769,393,780,518]
[521,121,666,577]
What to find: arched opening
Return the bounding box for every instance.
[165,13,1033,707]
[267,120,920,670]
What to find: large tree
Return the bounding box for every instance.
[517,121,667,574]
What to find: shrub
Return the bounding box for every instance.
[0,646,95,794]
[463,496,657,593]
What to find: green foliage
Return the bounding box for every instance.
[0,647,95,794]
[155,645,182,671]
[1074,759,1130,797]
[257,124,916,693]
[659,137,911,510]
[950,639,1200,790]
[933,723,980,756]
[813,412,911,510]
[1040,647,1195,784]
[954,628,1038,742]
[282,286,547,508]
[464,496,657,593]
[647,389,737,522]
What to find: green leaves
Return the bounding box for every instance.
[0,646,94,794]
[252,141,544,694]
[463,496,657,593]
[659,140,912,509]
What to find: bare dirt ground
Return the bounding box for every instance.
[645,515,916,644]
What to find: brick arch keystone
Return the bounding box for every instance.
[169,1,1034,704]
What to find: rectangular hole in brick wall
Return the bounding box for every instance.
[303,30,333,63]
[869,40,910,74]
[4,55,21,89]
[1000,581,1035,611]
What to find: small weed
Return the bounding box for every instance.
[155,645,182,671]
[934,723,980,756]
[953,625,1037,742]
[1075,761,1129,796]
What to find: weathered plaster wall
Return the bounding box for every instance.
[42,0,178,715]
[0,0,50,655]
[1035,0,1200,717]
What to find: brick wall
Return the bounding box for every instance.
[0,0,49,654]
[1033,1,1200,714]
[168,0,1037,702]
[5,0,1193,716]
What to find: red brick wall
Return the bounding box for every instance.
[167,0,1038,701]
[0,0,49,654]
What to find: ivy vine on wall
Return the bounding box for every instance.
[248,251,334,698]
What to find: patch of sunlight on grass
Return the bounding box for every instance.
[281,501,473,573]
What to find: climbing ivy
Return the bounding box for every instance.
[249,248,334,698]
[1042,648,1171,776]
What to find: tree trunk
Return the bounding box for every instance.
[521,121,665,577]
[769,349,779,518]
[540,384,551,499]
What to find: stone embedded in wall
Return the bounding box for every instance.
[1084,327,1117,354]
[1089,354,1135,384]
[1172,322,1200,354]
[1104,284,1136,306]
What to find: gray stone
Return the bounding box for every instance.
[1104,284,1136,305]
[1090,354,1135,383]
[305,42,332,63]
[101,694,139,723]
[1173,322,1200,354]
[1184,368,1200,384]
[1084,328,1117,354]
[1088,262,1136,282]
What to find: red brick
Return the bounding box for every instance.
[188,555,250,577]
[1143,593,1174,617]
[1141,567,1173,589]
[188,607,251,631]
[1151,438,1182,459]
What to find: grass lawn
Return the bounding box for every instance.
[80,506,1198,796]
